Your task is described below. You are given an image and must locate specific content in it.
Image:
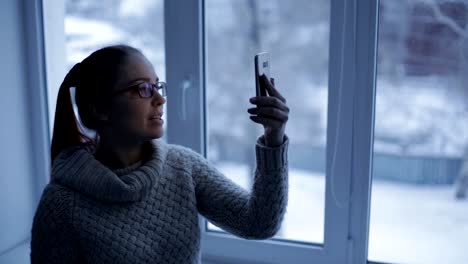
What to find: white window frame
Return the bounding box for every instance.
[164,0,379,263]
[36,0,380,263]
[24,0,51,203]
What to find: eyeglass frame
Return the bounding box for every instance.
[112,81,167,98]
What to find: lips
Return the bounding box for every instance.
[149,112,164,120]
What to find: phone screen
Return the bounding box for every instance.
[255,52,270,96]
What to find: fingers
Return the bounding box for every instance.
[249,115,283,129]
[247,107,288,122]
[261,75,286,103]
[250,75,289,129]
[250,96,290,113]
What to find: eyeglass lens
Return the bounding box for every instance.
[139,82,166,98]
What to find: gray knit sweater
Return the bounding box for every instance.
[30,135,288,264]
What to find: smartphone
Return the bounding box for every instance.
[255,52,270,97]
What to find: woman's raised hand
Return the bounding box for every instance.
[248,75,289,147]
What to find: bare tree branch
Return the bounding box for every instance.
[424,0,468,38]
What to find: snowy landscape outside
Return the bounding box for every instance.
[51,0,468,263]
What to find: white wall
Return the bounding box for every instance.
[0,1,49,263]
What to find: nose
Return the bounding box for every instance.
[151,92,166,106]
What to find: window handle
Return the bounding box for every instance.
[180,77,192,121]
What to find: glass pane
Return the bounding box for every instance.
[47,0,166,137]
[205,0,330,244]
[369,1,468,263]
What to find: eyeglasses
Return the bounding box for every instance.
[113,81,167,98]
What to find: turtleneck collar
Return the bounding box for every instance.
[51,140,168,203]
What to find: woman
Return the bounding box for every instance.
[30,45,289,264]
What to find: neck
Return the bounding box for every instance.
[95,137,148,170]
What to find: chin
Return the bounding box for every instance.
[148,128,164,140]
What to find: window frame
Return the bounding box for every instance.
[25,0,51,203]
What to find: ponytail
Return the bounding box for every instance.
[50,63,92,162]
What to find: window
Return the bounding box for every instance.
[40,0,467,263]
[369,1,468,263]
[205,0,330,244]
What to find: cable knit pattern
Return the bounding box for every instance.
[30,135,289,264]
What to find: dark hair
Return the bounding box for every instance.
[51,44,142,162]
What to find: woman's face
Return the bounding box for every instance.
[104,53,166,143]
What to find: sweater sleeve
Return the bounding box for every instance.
[30,184,81,264]
[193,135,289,239]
